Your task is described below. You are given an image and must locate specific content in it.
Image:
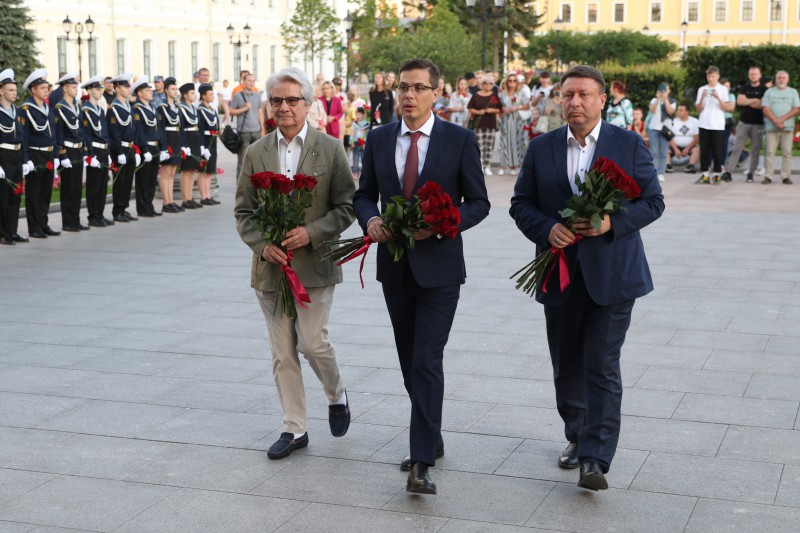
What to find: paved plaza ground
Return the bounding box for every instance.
[0,147,799,532]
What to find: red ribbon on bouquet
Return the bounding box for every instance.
[336,235,374,289]
[281,250,311,309]
[542,235,583,294]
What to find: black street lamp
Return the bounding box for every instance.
[62,14,95,79]
[680,19,688,61]
[227,23,251,79]
[343,14,354,83]
[553,17,564,75]
[465,0,506,72]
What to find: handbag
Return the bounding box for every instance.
[221,125,242,154]
[535,115,549,134]
[659,125,675,141]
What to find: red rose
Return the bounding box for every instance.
[216,168,224,175]
[46,161,54,171]
[181,151,187,160]
[167,146,173,155]
[357,138,365,147]
[199,160,207,169]
[133,145,142,155]
[417,181,443,201]
[293,173,306,190]
[303,175,317,192]
[85,156,93,166]
[272,175,294,194]
[13,182,24,196]
[209,130,219,136]
[110,163,119,172]
[249,172,272,189]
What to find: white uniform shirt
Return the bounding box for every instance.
[276,121,309,177]
[566,120,603,195]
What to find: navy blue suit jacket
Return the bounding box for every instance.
[510,121,665,306]
[353,116,490,288]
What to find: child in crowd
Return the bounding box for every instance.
[351,107,370,179]
[344,92,357,163]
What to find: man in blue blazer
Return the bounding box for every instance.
[353,58,490,494]
[510,65,665,491]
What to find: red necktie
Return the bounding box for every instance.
[402,131,423,199]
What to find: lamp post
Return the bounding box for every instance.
[343,14,355,85]
[62,14,95,79]
[680,20,688,62]
[227,23,251,80]
[553,17,564,75]
[465,0,506,72]
[705,28,711,47]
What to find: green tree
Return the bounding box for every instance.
[0,0,40,86]
[281,0,339,76]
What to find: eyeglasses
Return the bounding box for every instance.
[269,97,304,108]
[395,83,434,94]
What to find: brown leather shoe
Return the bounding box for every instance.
[558,441,579,469]
[400,437,444,471]
[406,463,437,494]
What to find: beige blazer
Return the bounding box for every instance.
[234,125,356,291]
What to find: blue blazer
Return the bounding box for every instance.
[510,121,665,306]
[353,116,490,288]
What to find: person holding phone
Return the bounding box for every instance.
[695,66,734,184]
[648,81,676,182]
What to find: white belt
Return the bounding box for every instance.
[147,141,160,146]
[165,126,180,132]
[0,143,21,151]
[184,127,199,132]
[203,131,218,136]
[120,141,133,147]
[63,141,83,149]
[30,145,54,152]
[92,142,108,150]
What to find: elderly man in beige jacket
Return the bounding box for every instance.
[234,67,356,460]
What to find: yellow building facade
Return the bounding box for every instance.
[530,0,800,48]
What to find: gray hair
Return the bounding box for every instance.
[266,68,314,104]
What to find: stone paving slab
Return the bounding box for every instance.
[1,150,799,531]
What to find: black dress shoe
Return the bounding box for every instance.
[162,204,178,213]
[0,236,14,245]
[152,210,163,216]
[577,459,608,491]
[138,212,155,218]
[103,217,115,226]
[88,219,107,228]
[11,234,29,243]
[113,213,129,222]
[62,225,80,232]
[43,227,60,236]
[210,197,221,205]
[328,393,350,437]
[123,211,138,221]
[182,200,198,210]
[267,432,309,460]
[200,198,214,206]
[176,202,186,212]
[406,463,437,494]
[401,437,445,471]
[558,442,580,469]
[78,224,90,230]
[192,199,203,208]
[29,231,47,239]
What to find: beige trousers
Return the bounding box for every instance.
[765,131,794,180]
[255,285,345,434]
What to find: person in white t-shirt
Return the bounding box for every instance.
[667,103,700,172]
[695,66,735,184]
[219,79,233,124]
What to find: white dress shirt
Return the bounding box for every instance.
[566,120,603,194]
[276,121,309,177]
[396,112,435,188]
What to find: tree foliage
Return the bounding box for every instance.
[281,0,340,76]
[0,0,40,85]
[684,44,800,92]
[599,61,687,110]
[525,30,677,70]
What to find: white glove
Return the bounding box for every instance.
[181,147,191,157]
[159,151,169,162]
[23,161,33,176]
[144,152,153,163]
[61,158,72,169]
[202,147,211,160]
[53,159,60,171]
[118,154,127,165]
[89,157,101,169]
[0,166,5,179]
[135,153,142,166]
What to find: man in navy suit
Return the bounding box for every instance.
[510,65,665,491]
[353,58,490,494]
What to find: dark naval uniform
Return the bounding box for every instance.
[133,100,161,216]
[179,102,202,172]
[20,97,58,237]
[198,102,219,174]
[108,98,137,221]
[158,100,183,166]
[53,96,86,230]
[0,74,25,244]
[82,98,112,226]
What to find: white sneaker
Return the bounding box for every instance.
[658,174,665,182]
[485,166,493,176]
[498,168,506,175]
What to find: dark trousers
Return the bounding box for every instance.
[382,265,460,466]
[0,148,22,237]
[112,146,135,216]
[699,128,725,173]
[135,146,159,215]
[59,147,84,228]
[26,150,55,234]
[86,148,109,221]
[543,266,634,471]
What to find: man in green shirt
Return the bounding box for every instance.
[761,70,800,185]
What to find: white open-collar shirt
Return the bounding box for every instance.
[566,119,603,195]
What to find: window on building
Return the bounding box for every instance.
[268,0,273,7]
[715,1,727,22]
[770,0,782,22]
[168,41,176,77]
[559,3,572,22]
[650,2,662,23]
[213,43,220,81]
[587,3,597,23]
[116,39,126,72]
[191,42,199,75]
[252,45,259,81]
[688,1,699,22]
[143,40,152,78]
[270,45,276,74]
[57,37,68,73]
[613,2,625,22]
[88,39,97,77]
[742,0,754,21]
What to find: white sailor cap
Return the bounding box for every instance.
[55,72,80,86]
[23,69,48,91]
[80,75,104,90]
[0,69,15,86]
[110,73,133,86]
[131,76,152,93]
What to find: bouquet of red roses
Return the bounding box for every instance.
[511,157,642,296]
[249,171,318,318]
[322,181,460,287]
